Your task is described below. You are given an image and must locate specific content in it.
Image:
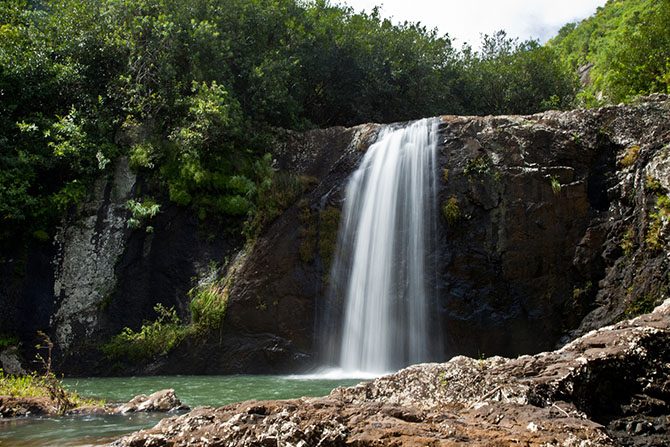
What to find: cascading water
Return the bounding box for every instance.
[324,118,440,374]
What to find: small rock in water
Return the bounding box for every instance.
[116,389,189,414]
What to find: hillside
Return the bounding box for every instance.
[550,0,670,104]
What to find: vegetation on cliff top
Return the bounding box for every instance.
[0,0,667,251]
[0,0,578,252]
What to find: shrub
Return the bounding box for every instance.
[645,194,670,251]
[442,196,461,225]
[128,143,157,170]
[0,370,46,398]
[0,334,19,350]
[0,370,101,414]
[188,251,248,332]
[621,227,636,256]
[624,293,663,318]
[442,168,450,183]
[657,194,670,214]
[243,155,307,240]
[464,156,491,177]
[52,180,87,212]
[572,281,593,300]
[644,175,664,193]
[126,198,161,232]
[1,332,102,414]
[646,215,663,250]
[102,304,187,363]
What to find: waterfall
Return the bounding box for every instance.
[325,118,440,374]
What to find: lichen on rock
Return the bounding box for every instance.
[51,157,136,352]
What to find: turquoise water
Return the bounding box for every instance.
[0,375,362,447]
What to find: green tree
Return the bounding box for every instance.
[461,31,577,115]
[0,0,582,249]
[551,0,670,104]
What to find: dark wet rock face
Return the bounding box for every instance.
[0,347,26,375]
[434,96,670,359]
[141,124,381,375]
[112,300,670,446]
[221,96,670,368]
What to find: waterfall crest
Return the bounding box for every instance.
[325,118,440,374]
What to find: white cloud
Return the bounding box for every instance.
[335,0,608,48]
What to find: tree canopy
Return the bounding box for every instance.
[0,0,585,248]
[550,0,670,104]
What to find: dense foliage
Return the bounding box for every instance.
[0,0,579,251]
[551,0,670,104]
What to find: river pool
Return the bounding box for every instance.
[0,374,364,447]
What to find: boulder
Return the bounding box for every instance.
[0,347,26,375]
[115,389,189,414]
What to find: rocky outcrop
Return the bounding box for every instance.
[126,124,381,375]
[434,95,670,358]
[111,299,670,446]
[211,94,670,366]
[0,396,54,418]
[51,157,136,355]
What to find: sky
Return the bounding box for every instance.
[336,0,608,48]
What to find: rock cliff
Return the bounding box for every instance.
[435,95,670,357]
[111,299,670,446]
[0,96,668,375]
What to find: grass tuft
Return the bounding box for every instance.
[550,176,561,195]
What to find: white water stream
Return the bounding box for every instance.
[327,118,440,374]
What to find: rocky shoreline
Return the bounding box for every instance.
[0,388,187,419]
[112,300,670,446]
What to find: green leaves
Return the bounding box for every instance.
[551,0,670,104]
[0,0,586,249]
[126,198,160,231]
[461,31,578,115]
[102,303,187,363]
[162,80,252,218]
